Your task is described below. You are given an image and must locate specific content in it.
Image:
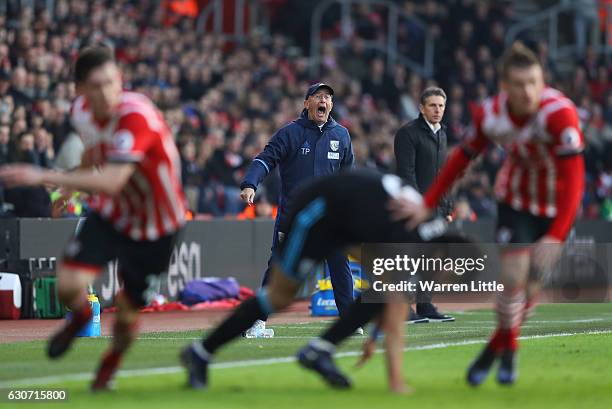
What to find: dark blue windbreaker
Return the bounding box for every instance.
[241,110,354,227]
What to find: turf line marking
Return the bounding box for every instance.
[2,329,610,388]
[528,319,605,324]
[136,330,484,340]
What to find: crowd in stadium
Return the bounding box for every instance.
[0,0,610,220]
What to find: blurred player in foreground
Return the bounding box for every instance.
[0,46,187,390]
[389,43,585,385]
[181,169,472,392]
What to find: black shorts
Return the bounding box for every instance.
[495,202,553,245]
[276,170,449,282]
[62,213,180,307]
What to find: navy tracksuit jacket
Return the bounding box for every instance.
[241,110,355,316]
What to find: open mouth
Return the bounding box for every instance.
[317,106,327,116]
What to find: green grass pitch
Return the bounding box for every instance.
[1,303,612,408]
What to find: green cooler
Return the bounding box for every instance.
[34,277,66,318]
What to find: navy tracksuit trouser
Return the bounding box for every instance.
[260,223,353,317]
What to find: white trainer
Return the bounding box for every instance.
[244,320,275,338]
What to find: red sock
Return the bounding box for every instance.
[92,349,123,389]
[489,328,506,353]
[489,326,520,353]
[506,327,520,351]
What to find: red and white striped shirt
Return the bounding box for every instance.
[71,91,187,241]
[424,87,585,241]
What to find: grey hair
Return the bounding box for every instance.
[420,87,447,105]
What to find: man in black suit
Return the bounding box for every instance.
[394,86,455,323]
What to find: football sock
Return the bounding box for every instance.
[489,287,525,353]
[321,296,384,346]
[92,349,123,389]
[202,297,267,355]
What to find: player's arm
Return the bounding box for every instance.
[423,123,489,211]
[355,301,410,393]
[542,106,585,242]
[41,111,151,195]
[356,317,384,368]
[382,301,410,394]
[0,163,134,195]
[46,164,133,195]
[531,106,585,271]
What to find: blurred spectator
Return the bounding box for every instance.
[4,132,51,217]
[399,74,423,120]
[0,0,607,221]
[0,122,10,164]
[179,136,203,211]
[8,66,32,107]
[33,125,53,167]
[340,37,370,80]
[453,197,477,222]
[208,135,248,215]
[362,57,398,111]
[589,66,611,104]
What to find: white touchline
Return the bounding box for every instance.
[135,329,482,340]
[1,329,610,388]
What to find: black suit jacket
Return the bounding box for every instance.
[394,114,452,216]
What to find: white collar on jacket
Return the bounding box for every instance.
[424,119,441,134]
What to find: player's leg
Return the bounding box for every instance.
[522,277,541,323]
[180,260,306,388]
[522,237,563,324]
[321,291,385,346]
[182,195,331,389]
[297,290,386,388]
[90,231,178,391]
[297,190,407,360]
[47,267,97,358]
[302,224,470,354]
[210,266,302,351]
[467,248,530,386]
[48,215,116,359]
[91,291,139,391]
[297,222,472,387]
[468,204,540,386]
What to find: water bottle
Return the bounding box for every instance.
[80,293,101,337]
[66,287,101,337]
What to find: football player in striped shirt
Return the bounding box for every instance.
[0,46,187,391]
[391,43,585,385]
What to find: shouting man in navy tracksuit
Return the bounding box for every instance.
[239,83,355,337]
